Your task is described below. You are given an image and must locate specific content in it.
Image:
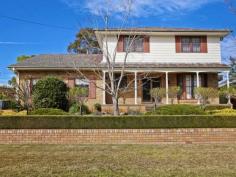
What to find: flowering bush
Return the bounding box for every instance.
[210,108,236,116]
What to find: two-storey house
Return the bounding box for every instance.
[9,27,231,112]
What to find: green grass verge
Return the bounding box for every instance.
[0,115,236,129]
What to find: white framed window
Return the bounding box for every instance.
[181,37,201,53]
[192,37,201,53]
[75,79,89,88]
[75,79,89,97]
[124,36,144,52]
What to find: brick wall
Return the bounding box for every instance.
[0,129,235,144]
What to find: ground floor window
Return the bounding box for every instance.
[177,74,207,99]
[75,79,89,97]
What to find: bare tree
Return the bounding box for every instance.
[73,0,152,115]
[14,80,31,114]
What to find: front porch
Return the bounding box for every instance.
[101,69,230,113]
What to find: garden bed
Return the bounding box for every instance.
[0,115,236,129]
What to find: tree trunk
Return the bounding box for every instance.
[112,97,120,116]
[80,104,83,115]
[227,95,233,108]
[154,99,157,110]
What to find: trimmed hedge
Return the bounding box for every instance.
[0,115,236,129]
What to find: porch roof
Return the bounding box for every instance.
[100,62,229,69]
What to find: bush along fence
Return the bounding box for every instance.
[1,115,236,144]
[0,115,236,129]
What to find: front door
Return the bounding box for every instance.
[142,78,161,102]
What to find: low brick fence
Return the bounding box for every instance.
[0,129,236,144]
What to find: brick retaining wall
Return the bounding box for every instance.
[0,129,236,144]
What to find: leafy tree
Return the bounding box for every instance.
[32,77,68,111]
[8,77,16,87]
[0,93,7,100]
[150,88,166,109]
[68,87,88,115]
[67,28,101,54]
[194,87,219,109]
[228,57,236,83]
[168,86,180,104]
[219,86,236,107]
[17,55,34,62]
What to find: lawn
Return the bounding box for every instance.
[0,145,235,177]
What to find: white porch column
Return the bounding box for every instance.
[226,71,231,105]
[165,71,169,104]
[226,71,230,88]
[102,71,106,105]
[196,72,200,105]
[134,71,138,105]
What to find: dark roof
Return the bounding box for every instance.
[9,54,103,69]
[9,54,229,70]
[95,27,232,33]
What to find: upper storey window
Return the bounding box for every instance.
[181,37,201,53]
[176,36,207,53]
[124,36,144,52]
[117,35,150,53]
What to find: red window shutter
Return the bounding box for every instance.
[117,35,124,52]
[175,36,181,53]
[200,36,208,53]
[89,80,96,99]
[143,36,150,53]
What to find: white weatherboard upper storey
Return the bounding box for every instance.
[102,36,221,63]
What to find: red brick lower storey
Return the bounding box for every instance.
[0,129,235,144]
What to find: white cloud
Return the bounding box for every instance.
[221,35,236,63]
[62,0,221,17]
[0,42,40,45]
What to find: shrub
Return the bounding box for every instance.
[150,88,166,109]
[32,77,68,111]
[194,87,219,109]
[0,110,27,116]
[94,103,102,112]
[219,86,236,106]
[68,87,88,115]
[8,101,20,111]
[30,108,68,115]
[168,86,180,104]
[69,103,90,115]
[0,115,236,129]
[204,104,231,111]
[210,108,236,116]
[146,104,205,115]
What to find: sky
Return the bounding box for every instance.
[1,0,236,85]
